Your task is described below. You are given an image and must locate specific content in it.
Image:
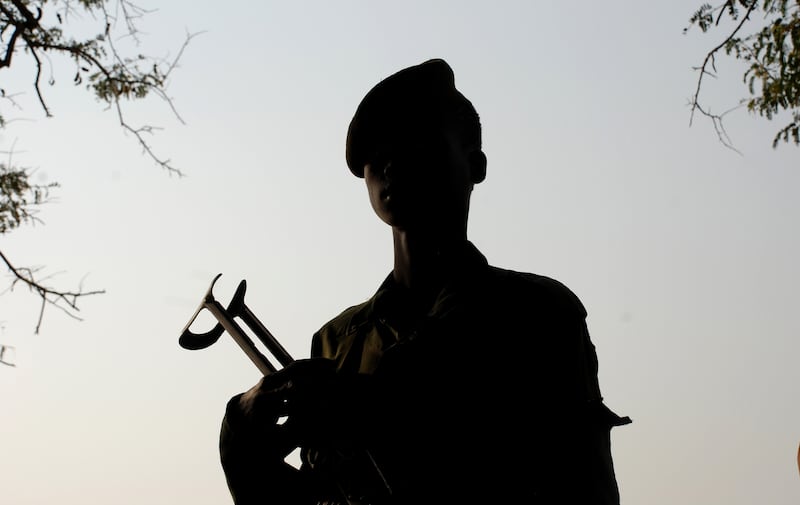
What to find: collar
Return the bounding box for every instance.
[369,241,489,328]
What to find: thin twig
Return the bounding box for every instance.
[692,101,746,154]
[0,249,105,334]
[690,0,760,126]
[0,344,15,367]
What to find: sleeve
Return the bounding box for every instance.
[524,275,630,504]
[579,317,632,503]
[548,313,631,505]
[219,395,316,505]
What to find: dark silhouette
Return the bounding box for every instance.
[219,59,631,505]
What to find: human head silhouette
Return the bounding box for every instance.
[346,58,483,179]
[346,59,487,232]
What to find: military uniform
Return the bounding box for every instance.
[220,59,629,505]
[301,242,630,504]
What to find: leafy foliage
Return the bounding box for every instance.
[0,0,196,334]
[0,164,57,234]
[686,0,800,148]
[1,0,194,166]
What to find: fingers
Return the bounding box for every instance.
[237,358,337,423]
[266,358,336,386]
[238,382,285,422]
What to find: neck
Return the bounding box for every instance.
[391,226,469,296]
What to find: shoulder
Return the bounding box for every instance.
[485,265,588,319]
[310,298,374,359]
[318,298,373,337]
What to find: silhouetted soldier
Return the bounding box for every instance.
[219,58,630,505]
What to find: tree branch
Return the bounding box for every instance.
[0,343,15,367]
[690,0,760,127]
[691,100,745,154]
[27,44,52,117]
[0,248,105,333]
[9,0,41,27]
[0,1,197,333]
[0,23,20,68]
[3,1,199,175]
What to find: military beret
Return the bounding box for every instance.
[345,58,477,178]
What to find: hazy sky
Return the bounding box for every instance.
[1,2,799,504]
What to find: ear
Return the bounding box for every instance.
[468,150,487,184]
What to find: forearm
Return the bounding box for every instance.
[219,395,312,505]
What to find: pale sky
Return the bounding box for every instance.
[1,2,799,504]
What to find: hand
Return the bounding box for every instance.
[238,358,338,424]
[221,359,340,461]
[219,359,338,505]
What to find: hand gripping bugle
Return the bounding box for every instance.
[179,273,293,374]
[179,273,394,505]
